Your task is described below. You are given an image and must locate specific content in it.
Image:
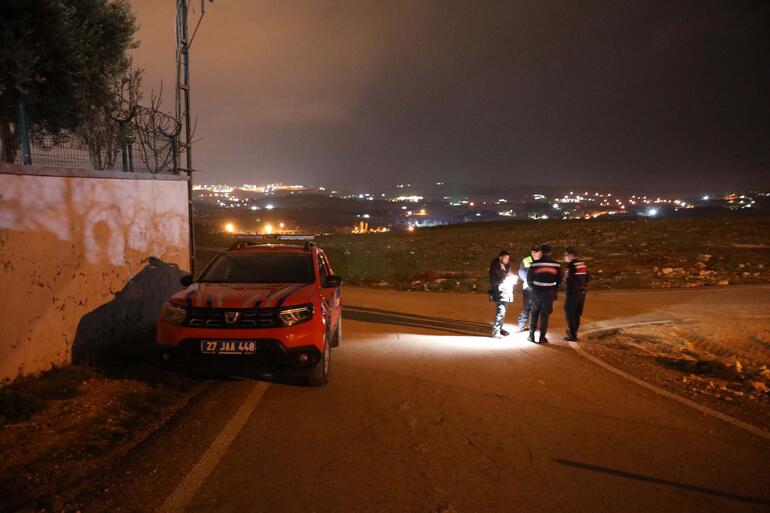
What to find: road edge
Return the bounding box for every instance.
[569,324,770,443]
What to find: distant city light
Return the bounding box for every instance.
[646,208,658,217]
[263,223,274,234]
[265,204,274,210]
[702,195,710,200]
[224,223,236,233]
[392,195,424,203]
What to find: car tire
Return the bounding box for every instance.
[331,320,342,348]
[307,337,331,387]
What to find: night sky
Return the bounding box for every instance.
[129,1,770,191]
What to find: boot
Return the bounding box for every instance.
[527,331,535,343]
[538,332,549,344]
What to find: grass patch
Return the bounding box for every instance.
[0,366,93,425]
[195,215,770,290]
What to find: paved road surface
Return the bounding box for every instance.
[78,286,770,513]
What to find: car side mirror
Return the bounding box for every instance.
[324,275,342,288]
[180,274,194,287]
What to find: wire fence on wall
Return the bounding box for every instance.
[0,115,179,175]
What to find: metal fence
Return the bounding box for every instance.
[0,113,179,174]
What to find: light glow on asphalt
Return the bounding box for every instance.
[351,325,541,355]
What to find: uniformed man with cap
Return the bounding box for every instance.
[516,244,541,332]
[563,246,589,341]
[526,243,563,344]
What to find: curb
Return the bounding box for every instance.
[570,322,770,443]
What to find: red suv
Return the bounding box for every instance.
[156,235,342,386]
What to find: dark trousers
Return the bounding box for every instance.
[518,288,532,329]
[564,291,586,337]
[529,295,554,336]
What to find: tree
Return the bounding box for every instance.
[0,0,137,162]
[132,83,181,173]
[78,63,143,170]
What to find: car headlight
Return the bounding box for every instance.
[279,304,314,326]
[162,303,187,325]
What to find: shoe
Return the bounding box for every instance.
[538,335,549,344]
[492,333,504,339]
[564,335,577,341]
[516,326,528,333]
[500,329,510,337]
[527,333,535,343]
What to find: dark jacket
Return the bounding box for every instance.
[488,257,511,300]
[565,259,590,295]
[526,256,563,300]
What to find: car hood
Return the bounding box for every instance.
[170,282,315,309]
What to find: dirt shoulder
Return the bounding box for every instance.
[578,320,770,430]
[0,364,205,513]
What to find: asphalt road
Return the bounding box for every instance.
[77,285,770,513]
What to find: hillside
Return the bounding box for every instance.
[196,216,770,291]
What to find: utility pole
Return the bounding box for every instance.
[175,0,210,276]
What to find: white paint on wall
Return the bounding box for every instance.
[0,169,189,380]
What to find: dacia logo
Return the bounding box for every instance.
[224,311,241,324]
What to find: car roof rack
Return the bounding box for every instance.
[230,233,317,251]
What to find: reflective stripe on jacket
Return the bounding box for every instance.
[526,257,563,299]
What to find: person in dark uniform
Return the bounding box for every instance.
[516,244,541,332]
[488,250,515,338]
[526,244,563,344]
[563,247,589,341]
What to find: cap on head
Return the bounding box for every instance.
[530,243,542,252]
[499,249,511,257]
[540,244,552,254]
[565,246,578,256]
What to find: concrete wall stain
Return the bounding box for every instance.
[0,171,189,380]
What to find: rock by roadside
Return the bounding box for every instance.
[579,322,770,430]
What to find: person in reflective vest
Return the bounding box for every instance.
[516,244,540,332]
[526,244,563,344]
[563,246,589,341]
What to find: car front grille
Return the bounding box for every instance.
[186,308,278,328]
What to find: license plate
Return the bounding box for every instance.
[201,340,257,355]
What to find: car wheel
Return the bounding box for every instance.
[331,320,342,347]
[307,337,331,387]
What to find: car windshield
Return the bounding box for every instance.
[199,252,314,284]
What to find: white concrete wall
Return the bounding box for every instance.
[0,165,189,380]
